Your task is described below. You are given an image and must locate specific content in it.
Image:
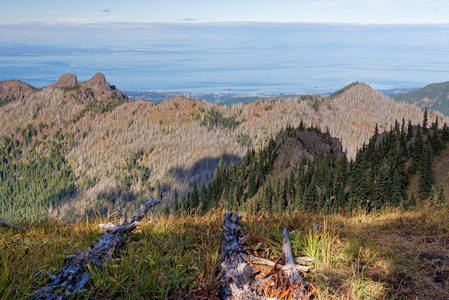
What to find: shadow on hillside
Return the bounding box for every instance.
[169,154,242,188]
[82,189,153,220]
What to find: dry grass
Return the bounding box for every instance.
[1,204,448,299]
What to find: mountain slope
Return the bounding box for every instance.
[0,79,35,107]
[393,81,449,116]
[0,76,447,220]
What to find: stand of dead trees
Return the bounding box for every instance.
[220,212,317,299]
[29,199,160,300]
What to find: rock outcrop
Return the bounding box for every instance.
[80,73,127,101]
[49,73,78,89]
[0,80,35,103]
[82,73,112,92]
[44,72,127,103]
[273,129,345,173]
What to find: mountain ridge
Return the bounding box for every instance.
[0,74,447,221]
[393,81,449,116]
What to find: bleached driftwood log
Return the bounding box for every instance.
[220,211,264,300]
[220,212,312,300]
[0,220,26,230]
[29,199,160,300]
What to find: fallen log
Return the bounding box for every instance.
[29,199,160,300]
[220,212,314,300]
[0,220,26,230]
[220,211,263,299]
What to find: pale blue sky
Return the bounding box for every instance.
[1,0,448,24]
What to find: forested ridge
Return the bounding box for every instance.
[1,73,448,222]
[180,110,449,215]
[0,124,76,221]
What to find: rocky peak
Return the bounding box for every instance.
[49,73,78,89]
[82,73,112,91]
[0,80,35,103]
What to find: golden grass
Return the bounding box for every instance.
[1,205,448,299]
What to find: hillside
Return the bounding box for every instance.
[0,79,35,107]
[0,75,447,221]
[393,81,449,116]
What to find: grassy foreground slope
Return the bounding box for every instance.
[1,205,448,299]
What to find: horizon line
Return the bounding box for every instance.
[2,20,449,26]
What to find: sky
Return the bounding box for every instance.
[1,1,448,92]
[1,0,449,24]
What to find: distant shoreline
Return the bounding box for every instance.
[125,87,418,105]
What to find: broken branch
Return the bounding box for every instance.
[29,199,160,300]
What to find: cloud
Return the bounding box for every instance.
[102,9,111,13]
[176,18,197,22]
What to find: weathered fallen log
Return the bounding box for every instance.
[220,212,314,300]
[220,211,263,299]
[29,199,160,300]
[0,220,26,230]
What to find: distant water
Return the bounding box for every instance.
[1,23,449,93]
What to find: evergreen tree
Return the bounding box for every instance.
[428,185,438,210]
[373,170,387,210]
[247,172,257,198]
[304,173,318,211]
[401,118,406,137]
[191,180,200,209]
[256,163,266,188]
[374,123,379,139]
[423,107,428,133]
[390,170,402,207]
[419,147,434,199]
[235,182,243,206]
[201,184,209,210]
[411,124,423,173]
[442,123,449,144]
[407,119,414,142]
[430,122,442,155]
[226,185,235,210]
